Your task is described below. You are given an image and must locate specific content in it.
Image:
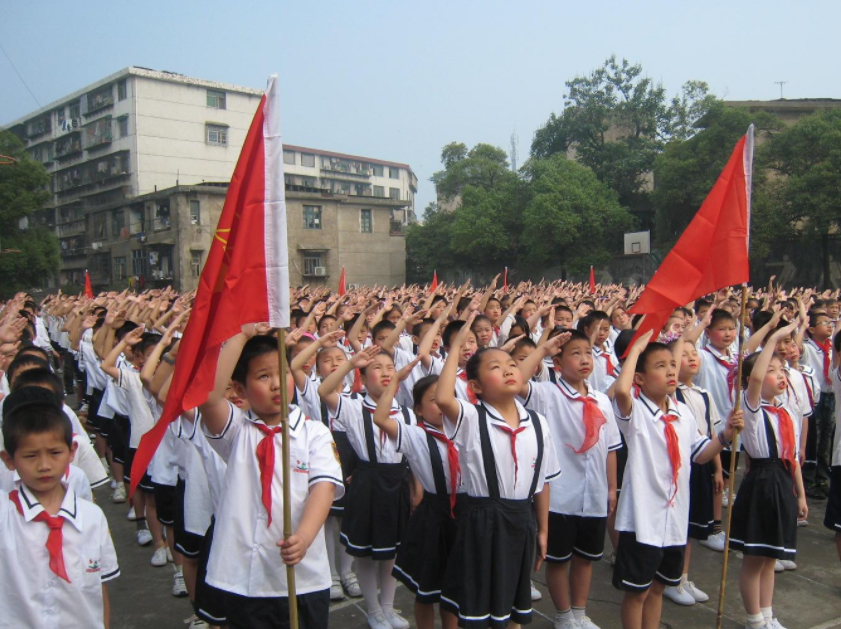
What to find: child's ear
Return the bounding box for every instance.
[469,379,482,397]
[232,380,247,399]
[0,450,15,471]
[68,440,78,464]
[632,372,645,388]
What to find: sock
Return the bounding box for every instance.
[713,520,722,534]
[378,559,398,614]
[135,518,147,531]
[339,547,355,578]
[571,607,586,620]
[680,573,689,586]
[324,517,339,580]
[556,609,573,622]
[761,607,773,622]
[354,557,382,615]
[746,612,765,628]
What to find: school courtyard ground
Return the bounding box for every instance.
[101,482,841,629]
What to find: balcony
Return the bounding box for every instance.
[389,219,405,236]
[26,117,51,139]
[57,217,87,238]
[320,167,371,180]
[59,235,87,258]
[83,117,113,151]
[84,88,114,116]
[55,132,83,160]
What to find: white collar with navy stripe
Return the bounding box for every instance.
[637,391,683,422]
[555,376,596,400]
[15,481,82,531]
[362,394,400,414]
[244,405,305,436]
[481,400,531,425]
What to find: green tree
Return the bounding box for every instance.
[431,142,511,203]
[760,109,841,288]
[405,203,457,283]
[531,56,714,213]
[651,101,781,245]
[0,131,59,295]
[520,154,634,275]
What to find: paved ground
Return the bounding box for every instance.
[99,478,841,629]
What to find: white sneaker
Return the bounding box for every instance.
[136,529,153,546]
[607,551,616,566]
[797,518,808,527]
[700,531,726,552]
[778,560,797,570]
[383,609,410,629]
[663,584,696,605]
[774,560,784,572]
[110,479,117,490]
[367,610,392,629]
[722,488,731,507]
[151,546,168,567]
[530,579,542,601]
[183,615,209,629]
[172,567,188,597]
[111,484,127,503]
[330,577,345,601]
[166,546,174,563]
[126,506,137,520]
[577,616,600,629]
[341,572,362,597]
[684,581,709,603]
[553,613,579,629]
[768,618,787,629]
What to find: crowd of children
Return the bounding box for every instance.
[0,277,839,629]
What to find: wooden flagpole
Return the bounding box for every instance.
[716,284,749,629]
[277,328,299,629]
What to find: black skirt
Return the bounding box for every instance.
[194,518,227,626]
[688,460,714,540]
[824,465,841,533]
[440,497,536,629]
[340,461,410,560]
[393,492,462,603]
[728,459,798,560]
[330,431,357,517]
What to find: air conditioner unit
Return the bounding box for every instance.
[313,267,327,277]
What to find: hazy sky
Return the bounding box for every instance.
[2,0,837,210]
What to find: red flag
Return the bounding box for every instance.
[503,266,508,291]
[337,267,347,296]
[84,270,94,298]
[627,126,754,353]
[431,270,438,291]
[130,76,290,495]
[589,266,596,294]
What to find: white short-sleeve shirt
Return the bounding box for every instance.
[696,346,736,420]
[115,367,155,448]
[613,392,711,547]
[802,337,832,391]
[330,394,416,463]
[831,367,841,466]
[0,483,119,629]
[675,383,722,438]
[590,346,618,394]
[395,421,464,495]
[740,392,802,460]
[520,379,620,517]
[202,403,344,597]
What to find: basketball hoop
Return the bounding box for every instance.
[0,154,17,166]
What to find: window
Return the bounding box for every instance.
[93,213,107,239]
[118,80,127,101]
[389,167,400,179]
[303,253,324,276]
[372,164,384,177]
[115,257,127,281]
[283,150,296,165]
[69,103,80,119]
[360,209,373,233]
[206,124,228,146]
[131,249,146,276]
[389,187,400,200]
[190,200,201,225]
[191,251,204,277]
[154,202,171,230]
[118,116,129,138]
[373,186,385,198]
[207,90,226,109]
[111,209,125,237]
[303,205,322,229]
[301,153,315,167]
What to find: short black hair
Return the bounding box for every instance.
[442,320,466,349]
[559,328,591,351]
[371,320,396,339]
[709,308,736,327]
[511,336,536,354]
[635,342,672,373]
[136,332,163,356]
[114,320,139,342]
[16,345,50,362]
[578,310,609,333]
[613,330,636,361]
[751,310,773,332]
[9,367,64,405]
[6,355,50,387]
[232,335,279,384]
[412,375,438,410]
[2,388,71,456]
[741,351,784,388]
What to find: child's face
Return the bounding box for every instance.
[472,349,523,400]
[611,308,630,330]
[318,318,335,338]
[556,339,593,382]
[666,316,685,336]
[591,320,611,346]
[133,344,156,370]
[510,325,527,339]
[520,302,537,320]
[827,301,840,319]
[707,320,736,350]
[485,301,502,325]
[361,354,396,397]
[237,353,292,418]
[373,328,392,347]
[511,345,540,378]
[809,315,832,341]
[680,341,699,379]
[336,305,348,319]
[316,347,348,378]
[761,357,787,401]
[697,305,710,321]
[415,383,443,427]
[788,342,801,364]
[472,320,494,348]
[633,348,678,399]
[457,331,478,367]
[291,340,316,374]
[386,310,401,325]
[224,381,248,409]
[775,335,794,361]
[357,325,369,344]
[430,301,446,320]
[556,310,574,328]
[1,430,77,497]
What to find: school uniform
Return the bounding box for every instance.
[675,384,722,540]
[696,345,740,479]
[203,402,344,628]
[391,420,464,603]
[330,393,414,559]
[802,337,835,487]
[439,399,560,629]
[611,393,711,592]
[729,392,801,560]
[824,366,841,533]
[590,345,618,393]
[520,378,621,563]
[0,482,119,629]
[114,363,156,491]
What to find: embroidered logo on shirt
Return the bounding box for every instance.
[294,459,310,474]
[531,457,537,469]
[86,559,101,574]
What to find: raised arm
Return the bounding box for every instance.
[348,303,378,353]
[319,345,379,413]
[372,356,421,441]
[291,330,344,391]
[101,326,144,381]
[438,312,476,423]
[744,309,783,355]
[614,330,653,417]
[746,321,798,409]
[516,331,570,398]
[478,274,500,313]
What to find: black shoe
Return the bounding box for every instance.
[805,485,827,500]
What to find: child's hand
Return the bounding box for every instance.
[350,345,381,370]
[499,334,526,354]
[277,533,311,566]
[285,327,305,347]
[629,329,654,355]
[452,312,477,349]
[534,531,547,572]
[713,469,724,494]
[770,320,797,342]
[396,356,422,383]
[608,488,617,516]
[542,331,572,358]
[321,330,346,346]
[723,409,744,440]
[797,497,808,521]
[124,326,145,346]
[81,315,98,330]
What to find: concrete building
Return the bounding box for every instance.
[80,183,406,292]
[282,145,418,225]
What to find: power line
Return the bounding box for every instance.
[0,40,41,108]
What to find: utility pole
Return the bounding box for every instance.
[774,81,788,99]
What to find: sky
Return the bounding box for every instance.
[2,0,838,211]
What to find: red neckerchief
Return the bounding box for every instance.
[818,339,832,383]
[493,421,528,487]
[661,414,681,505]
[603,352,616,377]
[556,384,606,454]
[419,421,461,517]
[763,404,798,489]
[704,348,738,395]
[363,401,401,450]
[253,422,283,526]
[10,490,70,582]
[801,372,815,411]
[457,370,478,404]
